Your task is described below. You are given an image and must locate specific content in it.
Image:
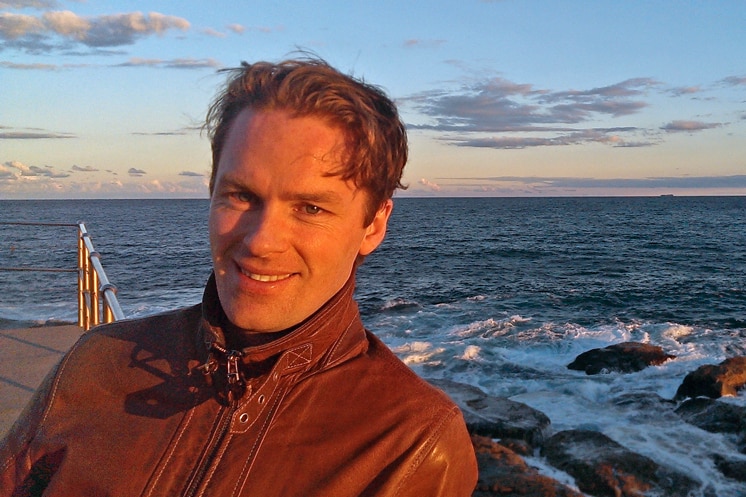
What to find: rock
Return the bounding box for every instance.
[674,356,746,400]
[674,397,746,434]
[542,430,698,497]
[429,379,551,448]
[471,435,585,497]
[568,342,675,375]
[712,454,746,483]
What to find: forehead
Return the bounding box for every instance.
[216,109,367,197]
[225,109,346,164]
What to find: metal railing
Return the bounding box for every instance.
[0,222,124,330]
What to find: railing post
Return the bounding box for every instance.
[78,226,85,329]
[89,254,100,327]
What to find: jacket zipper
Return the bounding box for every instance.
[183,350,246,497]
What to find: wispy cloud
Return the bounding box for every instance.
[667,85,702,97]
[0,160,70,179]
[72,164,98,172]
[418,178,441,191]
[660,120,722,133]
[0,127,75,139]
[403,73,738,150]
[226,24,245,34]
[447,174,746,190]
[128,167,147,177]
[116,57,221,69]
[179,171,204,177]
[0,0,58,8]
[403,39,446,49]
[720,76,746,87]
[0,10,190,54]
[407,77,655,134]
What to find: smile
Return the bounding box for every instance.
[240,268,292,282]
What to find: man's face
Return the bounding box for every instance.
[209,108,391,333]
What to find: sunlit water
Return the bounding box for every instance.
[2,197,745,495]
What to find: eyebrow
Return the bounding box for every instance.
[218,175,344,204]
[287,191,344,205]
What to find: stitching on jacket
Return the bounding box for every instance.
[232,383,289,497]
[143,408,195,497]
[231,367,283,435]
[391,405,460,497]
[323,317,355,369]
[0,334,88,475]
[284,343,312,370]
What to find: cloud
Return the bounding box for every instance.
[403,74,736,150]
[116,57,221,69]
[660,120,722,132]
[0,160,70,179]
[449,174,746,190]
[407,77,654,134]
[668,86,702,97]
[201,27,225,38]
[720,76,746,87]
[179,171,204,177]
[418,178,441,191]
[0,128,75,139]
[403,39,446,49]
[0,0,57,8]
[72,164,99,172]
[128,167,147,177]
[227,24,245,34]
[0,60,57,70]
[0,10,190,53]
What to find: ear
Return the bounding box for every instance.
[358,199,393,257]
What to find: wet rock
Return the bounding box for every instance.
[429,379,551,448]
[567,342,675,375]
[542,430,698,497]
[471,435,585,497]
[674,356,746,400]
[712,454,746,483]
[674,397,746,434]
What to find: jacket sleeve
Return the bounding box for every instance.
[394,407,478,497]
[0,355,67,496]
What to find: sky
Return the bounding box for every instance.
[1,0,746,199]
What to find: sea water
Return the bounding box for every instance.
[1,197,745,495]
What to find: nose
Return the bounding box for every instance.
[241,205,289,257]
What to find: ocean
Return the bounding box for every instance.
[2,196,745,495]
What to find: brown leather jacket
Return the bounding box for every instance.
[1,276,477,496]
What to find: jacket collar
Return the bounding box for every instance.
[199,272,368,380]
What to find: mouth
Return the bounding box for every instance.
[239,267,293,283]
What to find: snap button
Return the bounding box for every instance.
[239,413,249,423]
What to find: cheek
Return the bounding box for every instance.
[208,210,238,258]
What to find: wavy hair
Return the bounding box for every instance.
[204,57,408,223]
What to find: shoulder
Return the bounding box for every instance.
[331,330,463,428]
[77,304,201,349]
[60,304,203,376]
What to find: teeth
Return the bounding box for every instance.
[241,269,291,282]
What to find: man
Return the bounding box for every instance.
[1,58,477,496]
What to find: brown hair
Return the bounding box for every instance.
[205,57,408,223]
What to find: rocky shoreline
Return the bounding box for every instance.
[430,342,746,497]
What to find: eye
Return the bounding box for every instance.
[233,192,255,203]
[303,204,322,215]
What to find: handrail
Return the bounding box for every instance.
[0,221,124,330]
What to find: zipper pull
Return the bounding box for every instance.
[226,350,246,406]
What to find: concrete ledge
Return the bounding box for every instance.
[0,325,84,438]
